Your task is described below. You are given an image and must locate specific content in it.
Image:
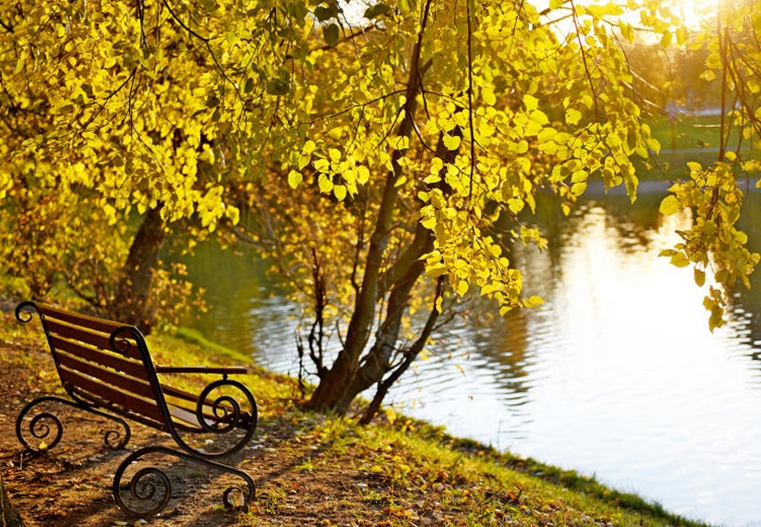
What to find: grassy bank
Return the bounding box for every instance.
[640,113,759,181]
[144,329,716,527]
[0,309,711,527]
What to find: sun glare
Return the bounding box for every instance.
[667,0,719,28]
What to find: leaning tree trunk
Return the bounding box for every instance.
[113,203,167,333]
[332,224,434,414]
[0,475,25,527]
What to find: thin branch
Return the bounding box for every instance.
[570,0,601,123]
[466,0,476,198]
[79,68,137,132]
[161,0,242,99]
[359,276,445,425]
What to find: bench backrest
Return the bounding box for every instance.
[17,301,172,430]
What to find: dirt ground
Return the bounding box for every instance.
[0,310,389,527]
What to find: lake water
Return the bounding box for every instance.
[180,186,761,527]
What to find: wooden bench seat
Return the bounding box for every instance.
[14,300,258,518]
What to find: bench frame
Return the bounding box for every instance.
[14,300,258,518]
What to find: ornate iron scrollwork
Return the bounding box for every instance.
[172,378,259,458]
[15,395,131,452]
[113,445,255,518]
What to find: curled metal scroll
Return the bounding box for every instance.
[189,379,258,457]
[222,486,249,511]
[15,395,131,452]
[103,426,131,450]
[109,326,140,356]
[114,451,173,519]
[20,410,63,452]
[113,445,255,518]
[15,301,39,324]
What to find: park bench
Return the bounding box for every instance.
[13,300,258,518]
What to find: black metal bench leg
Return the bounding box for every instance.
[113,445,255,518]
[16,395,132,452]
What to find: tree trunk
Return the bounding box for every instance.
[333,224,434,414]
[333,259,427,414]
[0,475,25,527]
[113,204,167,332]
[305,0,433,414]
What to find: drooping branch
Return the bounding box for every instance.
[359,276,445,425]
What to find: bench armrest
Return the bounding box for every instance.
[155,365,248,375]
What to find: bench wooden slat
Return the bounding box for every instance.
[45,318,143,361]
[58,368,166,425]
[167,405,203,430]
[37,304,125,333]
[160,384,198,405]
[51,336,149,380]
[161,388,226,421]
[56,351,158,401]
[156,365,248,375]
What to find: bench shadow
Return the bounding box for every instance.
[6,403,258,526]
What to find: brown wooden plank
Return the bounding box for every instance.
[160,384,198,404]
[167,405,202,430]
[155,365,248,375]
[56,352,157,402]
[165,401,242,431]
[46,319,143,361]
[161,388,243,430]
[38,304,125,334]
[51,337,149,380]
[58,368,166,424]
[47,319,112,349]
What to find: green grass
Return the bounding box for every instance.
[1,310,712,527]
[647,114,725,151]
[637,114,758,181]
[297,416,710,527]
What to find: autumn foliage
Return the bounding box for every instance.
[1,0,759,415]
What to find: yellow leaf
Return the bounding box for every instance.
[700,69,716,81]
[508,198,524,214]
[334,185,347,201]
[302,140,316,155]
[670,252,690,268]
[571,182,587,196]
[398,136,412,150]
[318,174,334,193]
[659,195,681,215]
[456,280,469,296]
[443,134,461,151]
[529,110,549,126]
[478,121,495,138]
[676,25,689,46]
[646,137,661,155]
[357,165,370,184]
[565,108,582,126]
[694,268,706,287]
[524,295,544,307]
[421,216,436,229]
[288,170,303,189]
[482,87,497,106]
[523,94,539,112]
